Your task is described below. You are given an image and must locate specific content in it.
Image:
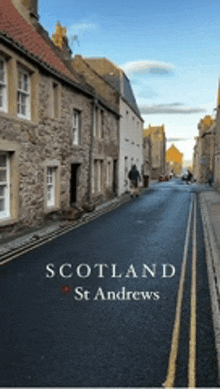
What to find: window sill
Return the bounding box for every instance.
[17,113,31,121]
[0,218,18,228]
[44,206,60,215]
[0,111,37,126]
[72,144,83,149]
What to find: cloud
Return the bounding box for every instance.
[139,103,206,115]
[121,60,174,76]
[68,22,98,36]
[137,89,158,98]
[167,137,190,142]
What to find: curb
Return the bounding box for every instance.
[0,186,152,265]
[199,193,220,383]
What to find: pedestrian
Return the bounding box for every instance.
[128,164,140,197]
[186,170,192,185]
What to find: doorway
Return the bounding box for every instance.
[70,164,80,205]
[113,159,118,194]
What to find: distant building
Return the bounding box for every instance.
[194,115,216,183]
[142,135,152,179]
[143,125,166,178]
[214,81,220,188]
[165,144,183,175]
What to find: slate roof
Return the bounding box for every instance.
[84,58,142,119]
[0,0,79,83]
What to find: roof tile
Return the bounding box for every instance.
[0,0,78,82]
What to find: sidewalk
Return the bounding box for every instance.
[199,189,220,376]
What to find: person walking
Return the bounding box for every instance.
[128,165,140,197]
[186,170,192,185]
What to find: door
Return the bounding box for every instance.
[70,164,80,205]
[113,159,118,194]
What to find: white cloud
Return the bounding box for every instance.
[68,22,98,36]
[140,103,206,115]
[121,60,174,76]
[167,137,190,142]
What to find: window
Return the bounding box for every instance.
[72,110,81,145]
[107,161,112,187]
[46,167,56,207]
[94,107,99,137]
[94,160,103,193]
[17,67,30,119]
[100,110,104,138]
[0,152,10,219]
[0,57,7,112]
[124,156,128,181]
[94,108,103,138]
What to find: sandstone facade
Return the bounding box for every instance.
[142,135,152,178]
[193,115,216,184]
[143,125,166,178]
[165,144,183,175]
[0,0,120,237]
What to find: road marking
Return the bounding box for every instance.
[188,194,197,388]
[163,194,194,388]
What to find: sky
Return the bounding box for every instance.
[39,0,220,162]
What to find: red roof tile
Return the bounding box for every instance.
[0,0,78,82]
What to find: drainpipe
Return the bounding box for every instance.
[87,94,97,204]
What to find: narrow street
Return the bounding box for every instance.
[1,179,218,387]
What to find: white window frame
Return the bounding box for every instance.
[46,166,56,208]
[17,67,30,119]
[94,107,99,138]
[94,159,103,193]
[107,161,112,187]
[100,109,104,138]
[72,109,81,145]
[0,56,7,112]
[0,152,10,219]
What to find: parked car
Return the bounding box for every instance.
[158,175,169,182]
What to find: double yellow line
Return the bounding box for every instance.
[163,193,197,388]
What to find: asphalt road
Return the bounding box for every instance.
[1,179,218,387]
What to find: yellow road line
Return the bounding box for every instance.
[188,194,197,388]
[163,194,194,388]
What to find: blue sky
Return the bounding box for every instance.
[39,0,220,161]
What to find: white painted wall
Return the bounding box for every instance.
[118,98,143,195]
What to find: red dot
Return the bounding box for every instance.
[61,285,72,295]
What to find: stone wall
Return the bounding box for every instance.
[72,56,119,111]
[0,72,92,233]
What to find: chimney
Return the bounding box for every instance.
[20,0,39,20]
[52,23,72,59]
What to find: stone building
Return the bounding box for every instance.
[165,144,183,175]
[0,0,120,235]
[142,134,152,179]
[143,125,166,179]
[71,56,144,195]
[214,82,220,188]
[194,115,216,183]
